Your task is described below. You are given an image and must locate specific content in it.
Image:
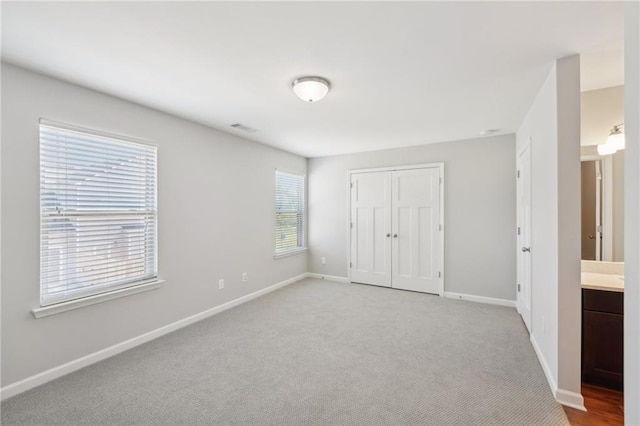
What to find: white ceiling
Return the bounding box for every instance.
[1,2,624,158]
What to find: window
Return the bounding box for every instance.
[39,120,158,306]
[275,170,305,255]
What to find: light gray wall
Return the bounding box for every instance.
[581,85,624,147]
[624,2,640,423]
[515,55,582,402]
[555,55,581,400]
[1,63,307,387]
[307,134,516,301]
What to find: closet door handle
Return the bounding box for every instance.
[393,234,398,238]
[386,233,391,238]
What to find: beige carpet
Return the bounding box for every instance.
[2,278,569,425]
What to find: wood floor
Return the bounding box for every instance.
[563,384,624,425]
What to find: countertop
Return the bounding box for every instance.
[581,272,624,292]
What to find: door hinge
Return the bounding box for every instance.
[439,177,442,184]
[517,283,521,292]
[350,222,353,229]
[517,227,521,235]
[350,262,352,268]
[350,182,353,189]
[438,271,441,278]
[439,224,442,231]
[517,170,520,178]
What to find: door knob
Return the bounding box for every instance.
[393,234,398,238]
[521,247,530,252]
[386,233,391,237]
[588,235,595,240]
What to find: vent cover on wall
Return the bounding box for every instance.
[230,123,257,133]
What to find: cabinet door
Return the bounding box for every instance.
[582,309,623,390]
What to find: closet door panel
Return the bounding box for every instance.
[392,168,441,294]
[417,206,435,279]
[350,172,392,287]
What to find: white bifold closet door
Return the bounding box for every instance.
[350,166,442,295]
[350,171,392,287]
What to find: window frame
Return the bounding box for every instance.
[274,169,307,258]
[38,119,159,310]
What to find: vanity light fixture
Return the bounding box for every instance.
[292,76,330,103]
[606,123,625,150]
[597,123,625,155]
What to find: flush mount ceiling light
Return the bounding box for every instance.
[597,123,625,155]
[292,76,330,103]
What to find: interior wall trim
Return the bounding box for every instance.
[556,388,586,411]
[443,291,516,308]
[530,334,558,397]
[306,273,349,283]
[529,334,586,411]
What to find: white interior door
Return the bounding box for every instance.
[516,143,532,333]
[350,172,392,287]
[391,168,442,294]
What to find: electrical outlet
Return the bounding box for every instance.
[242,272,248,282]
[218,279,224,290]
[321,257,327,265]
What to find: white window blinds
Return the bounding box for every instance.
[40,121,158,306]
[275,170,305,254]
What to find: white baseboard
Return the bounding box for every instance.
[529,334,585,411]
[556,388,586,411]
[0,273,307,401]
[305,273,349,284]
[443,291,516,308]
[530,334,558,396]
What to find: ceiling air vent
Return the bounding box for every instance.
[230,123,257,133]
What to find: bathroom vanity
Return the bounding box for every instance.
[581,262,624,391]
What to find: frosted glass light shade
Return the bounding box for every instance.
[606,131,625,150]
[597,143,617,155]
[292,77,330,103]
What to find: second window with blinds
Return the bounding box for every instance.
[275,170,306,257]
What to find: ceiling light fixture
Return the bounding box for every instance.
[597,123,624,155]
[292,76,330,103]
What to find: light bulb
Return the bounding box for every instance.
[606,132,625,150]
[597,143,617,155]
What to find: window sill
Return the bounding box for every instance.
[32,280,164,319]
[274,247,308,259]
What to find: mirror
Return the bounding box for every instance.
[580,148,624,261]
